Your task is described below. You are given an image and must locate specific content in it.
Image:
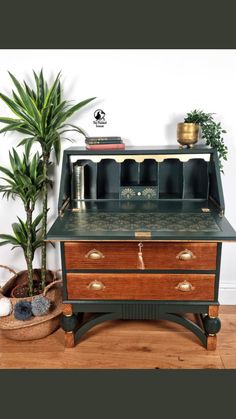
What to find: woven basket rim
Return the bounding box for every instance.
[0,268,55,295]
[0,285,63,330]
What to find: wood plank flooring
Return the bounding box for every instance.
[0,306,235,369]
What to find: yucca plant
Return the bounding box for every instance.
[0,216,44,295]
[0,145,44,295]
[0,70,96,289]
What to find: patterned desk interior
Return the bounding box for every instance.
[64,212,220,233]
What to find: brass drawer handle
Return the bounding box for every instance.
[87,280,105,291]
[85,249,104,260]
[176,249,196,261]
[175,280,195,292]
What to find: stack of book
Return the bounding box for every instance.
[85,136,125,150]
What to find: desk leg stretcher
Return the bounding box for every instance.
[60,303,221,350]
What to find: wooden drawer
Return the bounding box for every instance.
[64,242,217,271]
[66,273,215,301]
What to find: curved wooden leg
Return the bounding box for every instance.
[75,312,121,343]
[161,313,207,347]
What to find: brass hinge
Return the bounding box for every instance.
[209,196,224,217]
[135,231,152,238]
[59,197,70,217]
[201,208,211,213]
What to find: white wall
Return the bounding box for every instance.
[0,49,235,303]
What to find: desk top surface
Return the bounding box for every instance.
[65,145,214,156]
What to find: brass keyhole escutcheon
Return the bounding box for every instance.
[137,242,145,270]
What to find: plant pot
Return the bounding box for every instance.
[10,269,54,298]
[0,265,63,341]
[177,123,199,148]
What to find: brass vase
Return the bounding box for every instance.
[177,123,199,148]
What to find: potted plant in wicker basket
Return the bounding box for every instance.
[0,145,62,339]
[0,70,95,340]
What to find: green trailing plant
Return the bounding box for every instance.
[184,109,228,171]
[0,70,96,289]
[0,146,44,295]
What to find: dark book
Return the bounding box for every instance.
[85,136,122,144]
[85,140,123,145]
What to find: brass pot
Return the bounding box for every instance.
[177,123,199,147]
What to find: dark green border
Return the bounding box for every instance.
[1,370,236,416]
[1,0,236,413]
[1,0,236,48]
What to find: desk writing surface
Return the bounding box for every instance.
[47,200,236,241]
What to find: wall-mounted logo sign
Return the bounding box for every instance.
[93,109,107,127]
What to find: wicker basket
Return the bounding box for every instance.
[0,266,63,341]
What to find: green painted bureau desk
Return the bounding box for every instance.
[47,146,236,350]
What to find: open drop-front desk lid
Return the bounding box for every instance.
[47,200,236,242]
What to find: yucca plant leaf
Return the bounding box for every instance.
[14,126,36,136]
[0,165,15,179]
[56,81,61,106]
[59,123,87,136]
[0,177,16,186]
[12,148,22,169]
[51,97,95,129]
[9,150,17,172]
[12,90,24,108]
[43,71,61,108]
[8,72,37,118]
[0,122,26,134]
[33,239,44,249]
[12,222,26,242]
[32,212,43,229]
[0,240,12,246]
[53,133,61,164]
[51,100,69,121]
[17,216,28,236]
[0,117,20,124]
[38,69,45,110]
[24,81,36,101]
[62,97,96,120]
[29,154,37,180]
[0,234,20,245]
[17,137,35,147]
[0,92,39,131]
[41,105,51,136]
[25,139,34,160]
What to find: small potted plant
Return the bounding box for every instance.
[177,109,228,171]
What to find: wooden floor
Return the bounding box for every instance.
[0,305,236,369]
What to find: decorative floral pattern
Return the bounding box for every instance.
[64,212,220,232]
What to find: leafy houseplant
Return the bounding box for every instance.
[0,70,96,289]
[0,145,44,296]
[184,110,228,171]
